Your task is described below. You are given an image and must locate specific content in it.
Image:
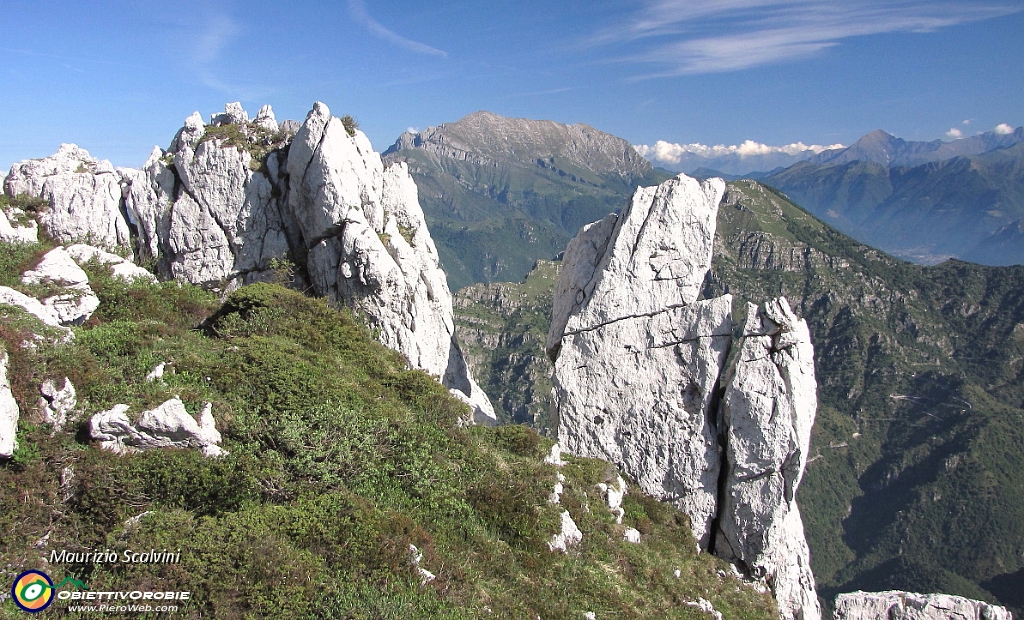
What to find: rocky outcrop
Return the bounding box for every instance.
[547,173,820,620]
[65,244,156,282]
[5,102,495,424]
[0,286,66,330]
[89,398,226,457]
[716,299,819,620]
[0,206,38,243]
[547,175,730,547]
[0,349,19,459]
[20,246,100,325]
[833,591,1012,620]
[3,144,131,249]
[38,377,78,432]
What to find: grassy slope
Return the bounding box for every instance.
[453,181,1024,616]
[0,240,774,619]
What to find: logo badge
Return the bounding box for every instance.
[12,570,54,612]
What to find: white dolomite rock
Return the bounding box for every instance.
[89,398,226,457]
[833,590,1012,620]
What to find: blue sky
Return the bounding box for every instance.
[2,0,1022,171]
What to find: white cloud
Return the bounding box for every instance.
[633,138,843,164]
[946,127,963,139]
[597,1,1021,76]
[962,119,972,126]
[994,123,1015,135]
[406,127,419,134]
[347,0,447,58]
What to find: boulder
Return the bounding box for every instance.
[833,590,1012,620]
[254,105,279,133]
[38,377,78,432]
[0,350,19,459]
[0,286,68,331]
[210,101,249,126]
[20,246,100,325]
[89,398,226,457]
[65,244,156,282]
[0,206,38,243]
[548,510,583,552]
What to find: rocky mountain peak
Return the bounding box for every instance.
[385,111,654,180]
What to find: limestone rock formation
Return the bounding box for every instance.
[716,299,820,620]
[3,144,131,248]
[0,206,38,243]
[38,377,78,432]
[547,172,820,620]
[833,591,1012,620]
[0,350,19,459]
[547,174,730,546]
[89,398,226,457]
[5,101,496,425]
[20,246,100,325]
[0,286,65,329]
[65,244,156,282]
[548,510,583,552]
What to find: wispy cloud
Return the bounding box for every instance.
[946,127,963,138]
[187,13,272,100]
[194,14,239,65]
[347,0,448,58]
[596,1,1021,76]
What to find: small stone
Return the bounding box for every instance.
[547,510,582,552]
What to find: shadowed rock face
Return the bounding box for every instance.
[4,102,495,425]
[547,173,821,620]
[833,591,1012,620]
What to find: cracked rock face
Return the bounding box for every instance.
[6,102,495,425]
[548,174,730,546]
[834,591,1012,620]
[548,173,819,620]
[716,299,819,620]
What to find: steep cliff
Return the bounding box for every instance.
[546,173,821,620]
[3,103,495,424]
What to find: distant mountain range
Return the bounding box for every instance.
[760,129,1024,265]
[807,126,1024,167]
[382,111,671,289]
